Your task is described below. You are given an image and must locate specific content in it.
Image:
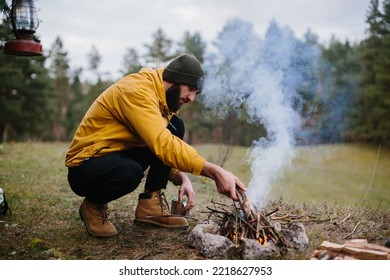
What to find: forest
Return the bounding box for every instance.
[0,0,389,147]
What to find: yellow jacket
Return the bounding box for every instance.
[65,68,206,176]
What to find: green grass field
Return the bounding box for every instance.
[0,142,389,260]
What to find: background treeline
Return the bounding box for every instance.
[0,0,389,147]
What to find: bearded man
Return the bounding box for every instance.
[65,53,246,237]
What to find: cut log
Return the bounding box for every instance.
[318,239,390,260]
[344,239,390,254]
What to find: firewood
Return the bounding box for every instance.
[318,240,390,260]
[342,247,389,260]
[204,188,291,251]
[344,239,390,254]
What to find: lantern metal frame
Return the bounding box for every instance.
[3,0,43,56]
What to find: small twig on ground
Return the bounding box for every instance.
[344,221,362,239]
[338,213,352,225]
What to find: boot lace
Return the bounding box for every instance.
[159,192,170,215]
[96,204,110,224]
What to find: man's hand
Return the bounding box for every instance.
[201,161,246,201]
[172,171,196,213]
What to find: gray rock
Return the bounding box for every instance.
[281,222,309,252]
[187,221,237,258]
[187,221,220,250]
[201,233,237,258]
[240,238,281,260]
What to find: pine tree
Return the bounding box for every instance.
[0,21,52,142]
[87,44,102,82]
[120,47,142,75]
[177,31,206,62]
[353,0,390,145]
[143,28,173,66]
[66,68,85,139]
[47,36,71,141]
[318,39,360,143]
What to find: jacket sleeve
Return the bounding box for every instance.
[117,86,205,175]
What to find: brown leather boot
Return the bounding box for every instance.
[79,198,117,237]
[135,191,189,228]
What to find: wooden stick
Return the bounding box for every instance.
[235,189,253,221]
[265,207,281,217]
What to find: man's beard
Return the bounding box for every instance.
[166,84,181,112]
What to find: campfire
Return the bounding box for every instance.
[187,189,309,259]
[207,189,288,248]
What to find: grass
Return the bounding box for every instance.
[0,142,389,260]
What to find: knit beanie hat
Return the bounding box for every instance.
[163,54,205,92]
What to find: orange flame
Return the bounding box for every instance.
[229,229,240,243]
[229,228,269,246]
[258,237,266,246]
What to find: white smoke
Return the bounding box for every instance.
[202,19,319,209]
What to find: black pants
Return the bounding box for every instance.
[67,115,185,204]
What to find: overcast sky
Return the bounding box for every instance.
[36,0,371,80]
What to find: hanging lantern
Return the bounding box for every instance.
[4,0,42,56]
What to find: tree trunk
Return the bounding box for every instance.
[1,123,9,143]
